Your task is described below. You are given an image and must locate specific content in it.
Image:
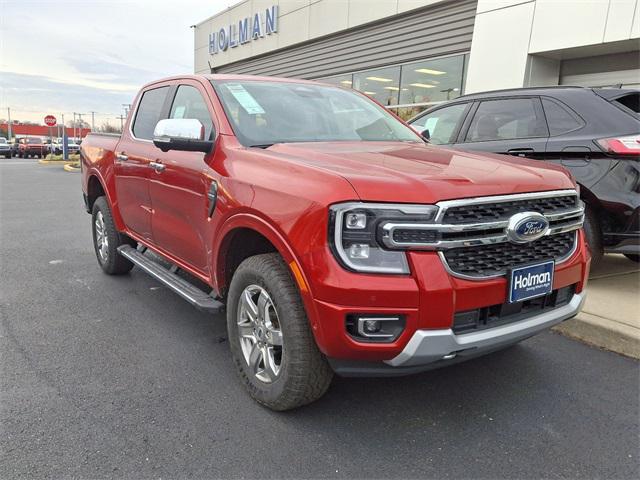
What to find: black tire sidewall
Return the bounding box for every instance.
[227,263,293,405]
[91,197,134,274]
[226,253,332,410]
[583,206,603,267]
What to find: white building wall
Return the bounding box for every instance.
[465,0,640,93]
[194,0,446,74]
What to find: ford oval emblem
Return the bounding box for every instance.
[506,212,550,243]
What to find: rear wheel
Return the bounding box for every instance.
[91,196,136,275]
[227,253,333,411]
[583,205,603,269]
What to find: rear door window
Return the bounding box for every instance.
[410,103,469,145]
[465,98,547,142]
[541,98,584,135]
[132,86,170,140]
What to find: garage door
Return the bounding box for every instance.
[560,51,640,88]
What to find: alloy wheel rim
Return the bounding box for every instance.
[237,284,283,383]
[94,212,109,263]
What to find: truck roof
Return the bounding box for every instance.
[139,74,335,92]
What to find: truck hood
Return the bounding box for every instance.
[266,141,575,203]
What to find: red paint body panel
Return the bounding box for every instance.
[81,75,590,363]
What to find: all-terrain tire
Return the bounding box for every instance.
[583,205,603,269]
[227,253,333,411]
[91,196,136,275]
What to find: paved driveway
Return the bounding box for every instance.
[1,159,638,479]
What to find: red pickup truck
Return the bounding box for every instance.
[81,75,590,410]
[18,137,47,158]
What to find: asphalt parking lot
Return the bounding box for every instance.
[1,157,639,479]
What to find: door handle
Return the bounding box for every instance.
[149,161,166,173]
[116,153,128,162]
[507,148,535,157]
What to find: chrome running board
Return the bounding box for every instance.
[117,245,224,313]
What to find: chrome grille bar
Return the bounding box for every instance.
[380,190,583,251]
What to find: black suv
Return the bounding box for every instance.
[409,86,640,267]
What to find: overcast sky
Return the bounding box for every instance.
[0,0,235,127]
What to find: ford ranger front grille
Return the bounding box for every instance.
[441,231,577,279]
[378,190,583,279]
[442,195,579,224]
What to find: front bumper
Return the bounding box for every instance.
[303,230,590,367]
[328,292,585,377]
[386,292,584,367]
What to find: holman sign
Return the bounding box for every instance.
[208,5,278,55]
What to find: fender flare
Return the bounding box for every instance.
[85,167,126,231]
[213,212,325,341]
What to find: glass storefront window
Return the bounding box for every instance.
[399,55,464,106]
[352,66,401,107]
[314,54,467,120]
[318,74,354,88]
[392,106,426,121]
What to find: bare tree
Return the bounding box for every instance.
[100,122,121,134]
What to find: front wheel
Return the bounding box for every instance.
[91,196,136,275]
[227,253,333,411]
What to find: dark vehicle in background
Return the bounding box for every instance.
[0,137,11,158]
[18,137,47,158]
[11,140,20,156]
[409,87,640,266]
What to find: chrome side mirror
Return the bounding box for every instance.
[153,118,214,153]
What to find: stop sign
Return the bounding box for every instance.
[44,115,57,127]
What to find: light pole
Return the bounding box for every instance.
[77,113,84,139]
[62,113,68,160]
[90,111,96,131]
[7,107,12,140]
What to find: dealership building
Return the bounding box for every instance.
[194,0,640,119]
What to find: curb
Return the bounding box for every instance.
[553,312,640,359]
[38,159,72,165]
[63,163,80,172]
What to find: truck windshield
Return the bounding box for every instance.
[27,138,41,144]
[211,80,421,147]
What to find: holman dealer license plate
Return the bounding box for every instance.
[508,260,554,303]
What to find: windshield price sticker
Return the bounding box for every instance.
[226,84,265,115]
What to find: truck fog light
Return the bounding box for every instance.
[363,319,381,333]
[346,315,406,342]
[348,243,370,259]
[345,212,366,229]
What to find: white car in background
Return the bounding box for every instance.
[0,137,11,158]
[52,138,80,155]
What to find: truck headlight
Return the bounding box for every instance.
[329,202,439,274]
